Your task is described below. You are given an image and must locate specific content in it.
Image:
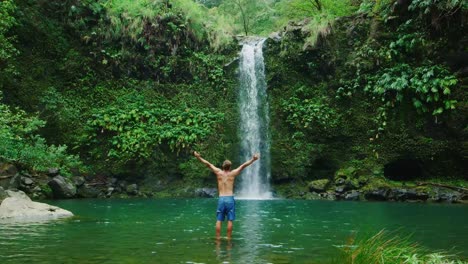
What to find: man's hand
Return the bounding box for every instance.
[193,151,201,158]
[252,153,260,160]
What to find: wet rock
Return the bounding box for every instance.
[106,187,115,197]
[73,176,85,187]
[431,188,462,203]
[365,188,390,201]
[344,190,360,201]
[391,188,428,201]
[126,184,138,195]
[308,179,330,193]
[0,164,18,189]
[195,188,217,198]
[77,185,100,198]
[320,192,337,200]
[48,176,77,199]
[0,190,73,221]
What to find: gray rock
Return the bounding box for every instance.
[392,188,428,201]
[21,177,34,186]
[195,188,217,198]
[77,185,100,198]
[47,168,60,177]
[8,173,21,190]
[320,192,337,201]
[433,188,462,203]
[308,179,330,193]
[6,189,30,200]
[73,176,85,187]
[31,186,44,200]
[48,176,77,199]
[106,187,115,197]
[335,186,346,193]
[0,191,73,222]
[365,188,390,201]
[344,191,360,201]
[126,184,138,195]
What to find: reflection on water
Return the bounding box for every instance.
[1,199,467,264]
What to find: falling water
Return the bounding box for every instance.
[237,38,271,199]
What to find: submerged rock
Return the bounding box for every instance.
[0,190,73,221]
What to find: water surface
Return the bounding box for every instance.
[1,199,467,263]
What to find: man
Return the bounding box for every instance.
[193,151,259,239]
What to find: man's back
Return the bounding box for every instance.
[215,170,239,196]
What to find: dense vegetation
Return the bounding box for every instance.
[0,0,466,193]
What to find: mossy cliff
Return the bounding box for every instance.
[264,3,467,201]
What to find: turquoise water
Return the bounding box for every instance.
[1,199,467,263]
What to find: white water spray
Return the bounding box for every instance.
[237,38,271,199]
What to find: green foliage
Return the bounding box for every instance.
[338,230,467,264]
[0,0,17,61]
[84,92,224,163]
[0,0,18,77]
[0,92,82,175]
[282,95,339,132]
[408,0,467,14]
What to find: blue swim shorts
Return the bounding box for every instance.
[216,196,235,221]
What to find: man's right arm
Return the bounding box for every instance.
[193,151,221,173]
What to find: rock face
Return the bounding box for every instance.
[48,176,77,198]
[0,190,73,221]
[195,188,217,198]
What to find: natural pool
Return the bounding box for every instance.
[1,199,467,263]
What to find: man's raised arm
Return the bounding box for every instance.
[193,151,221,173]
[232,153,259,175]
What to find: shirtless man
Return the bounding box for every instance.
[193,151,259,238]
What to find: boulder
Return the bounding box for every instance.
[21,177,34,186]
[308,179,330,193]
[391,188,428,201]
[73,176,85,187]
[195,188,217,198]
[432,188,462,203]
[335,186,346,193]
[8,173,21,190]
[344,191,360,201]
[48,176,77,199]
[0,190,73,222]
[106,187,115,197]
[77,185,100,198]
[126,184,138,195]
[0,164,18,189]
[365,188,390,201]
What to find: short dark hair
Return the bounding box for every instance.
[222,160,232,171]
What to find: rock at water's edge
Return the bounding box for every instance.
[0,190,73,221]
[48,176,77,198]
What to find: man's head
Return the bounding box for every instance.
[222,160,232,171]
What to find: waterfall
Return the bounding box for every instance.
[237,38,271,199]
